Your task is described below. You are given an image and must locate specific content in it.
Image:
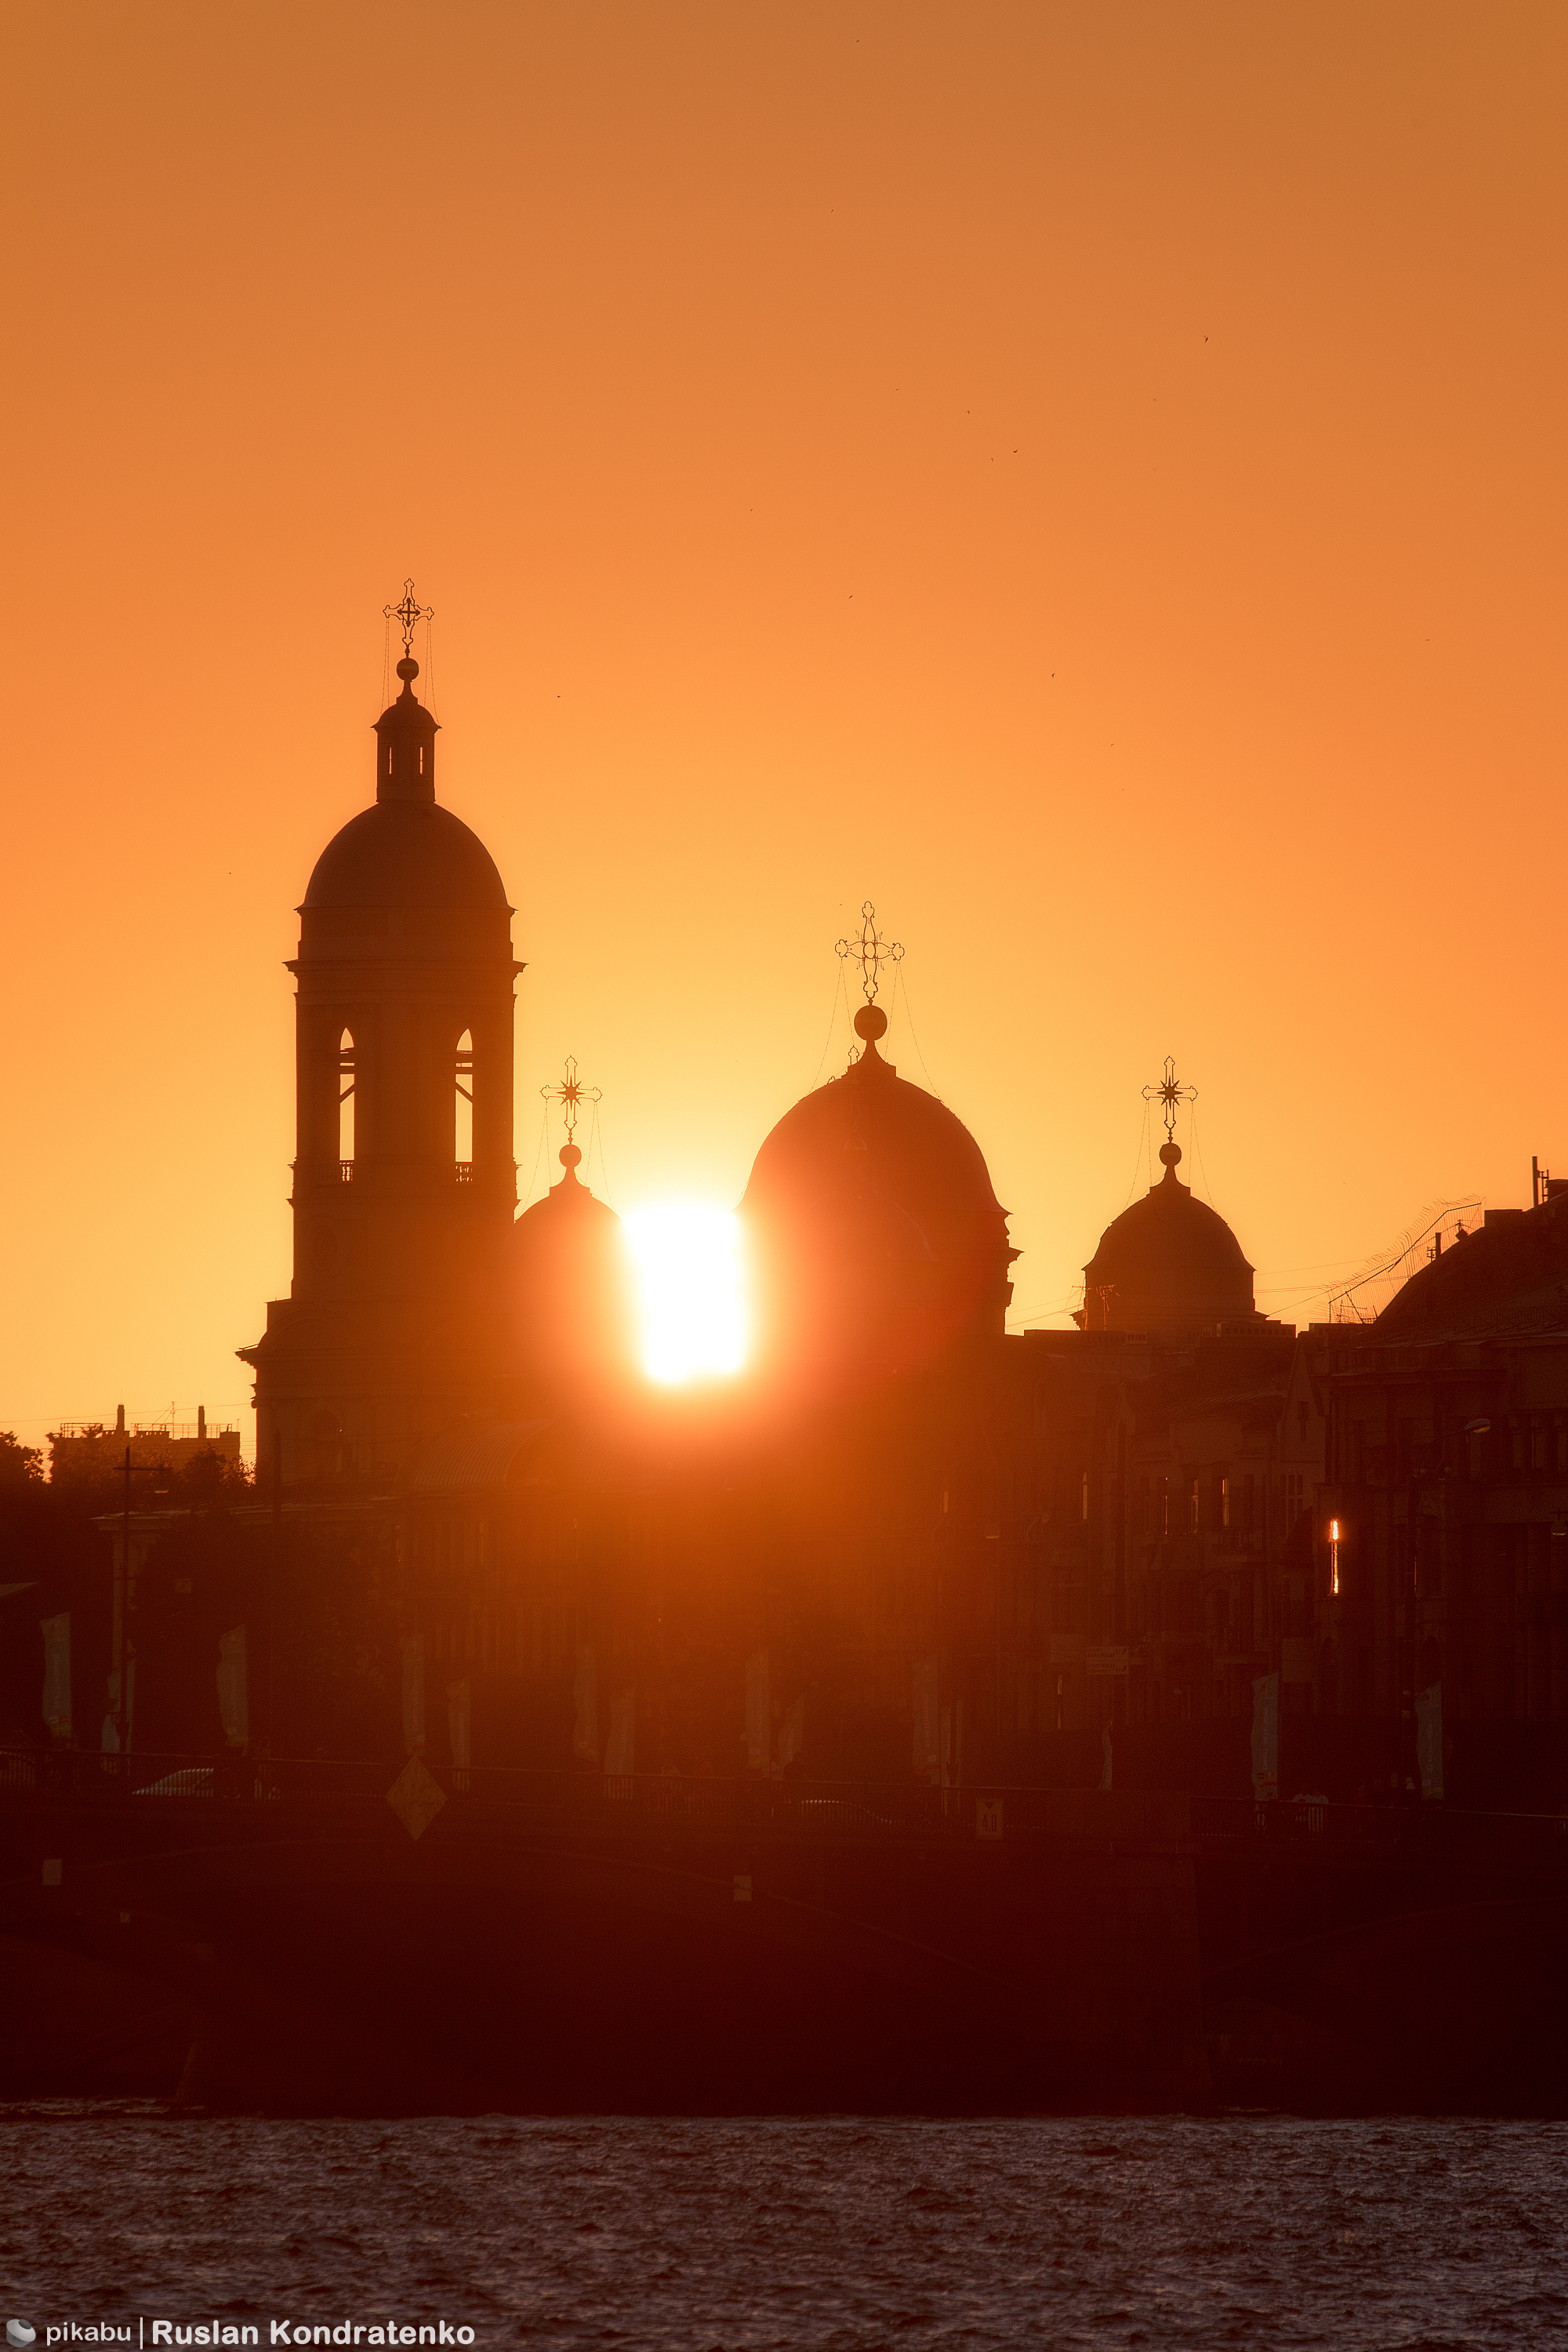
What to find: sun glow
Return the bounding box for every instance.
[624,1207,745,1384]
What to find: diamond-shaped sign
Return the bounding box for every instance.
[387,1753,447,1842]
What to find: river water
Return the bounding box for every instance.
[2,2109,1564,2350]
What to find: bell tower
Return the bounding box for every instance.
[241,588,523,1485]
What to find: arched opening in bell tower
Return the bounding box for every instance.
[338,1029,356,1167]
[455,1029,474,1167]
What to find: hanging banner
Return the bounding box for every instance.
[603,1689,635,1780]
[911,1658,939,1782]
[744,1648,770,1773]
[1415,1682,1444,1800]
[401,1635,426,1755]
[446,1677,471,1773]
[1250,1671,1279,1802]
[40,1614,71,1742]
[572,1643,598,1760]
[1280,1638,1316,1686]
[216,1626,248,1751]
[941,1699,966,1791]
[776,1693,804,1775]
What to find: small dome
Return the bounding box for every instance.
[302,802,509,910]
[507,1156,624,1254]
[1079,1151,1257,1336]
[500,1156,640,1392]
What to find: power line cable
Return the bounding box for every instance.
[1188,1101,1216,1206]
[808,962,851,1092]
[521,1100,550,1209]
[588,1097,613,1207]
[891,961,942,1097]
[1123,1100,1152,1207]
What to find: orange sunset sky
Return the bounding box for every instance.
[4,2,1566,1450]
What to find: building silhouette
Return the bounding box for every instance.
[216,618,1568,1810]
[1314,1181,1568,1804]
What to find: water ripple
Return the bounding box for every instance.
[1,2112,1564,2350]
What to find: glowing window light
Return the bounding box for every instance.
[625,1207,744,1384]
[1329,1516,1341,1596]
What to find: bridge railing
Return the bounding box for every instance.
[1191,1793,1568,1871]
[5,1748,1564,1867]
[0,1749,1187,1845]
[0,1748,395,1806]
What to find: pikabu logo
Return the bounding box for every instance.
[8,2326,37,2349]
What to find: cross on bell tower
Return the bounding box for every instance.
[384,578,434,649]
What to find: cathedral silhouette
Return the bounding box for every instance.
[236,602,1339,1799]
[222,600,1568,1816]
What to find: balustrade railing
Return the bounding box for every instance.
[5,1748,1563,1868]
[299,1159,498,1189]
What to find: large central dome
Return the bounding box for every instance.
[739,1006,1014,1378]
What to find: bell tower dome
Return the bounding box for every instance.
[241,590,524,1486]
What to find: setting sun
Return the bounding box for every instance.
[624,1207,745,1385]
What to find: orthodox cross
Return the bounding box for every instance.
[836,902,904,1004]
[384,578,433,651]
[541,1055,600,1145]
[1143,1054,1197,1139]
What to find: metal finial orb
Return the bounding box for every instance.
[1159,1139,1182,1169]
[559,1143,582,1169]
[854,1004,888,1043]
[396,656,419,683]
